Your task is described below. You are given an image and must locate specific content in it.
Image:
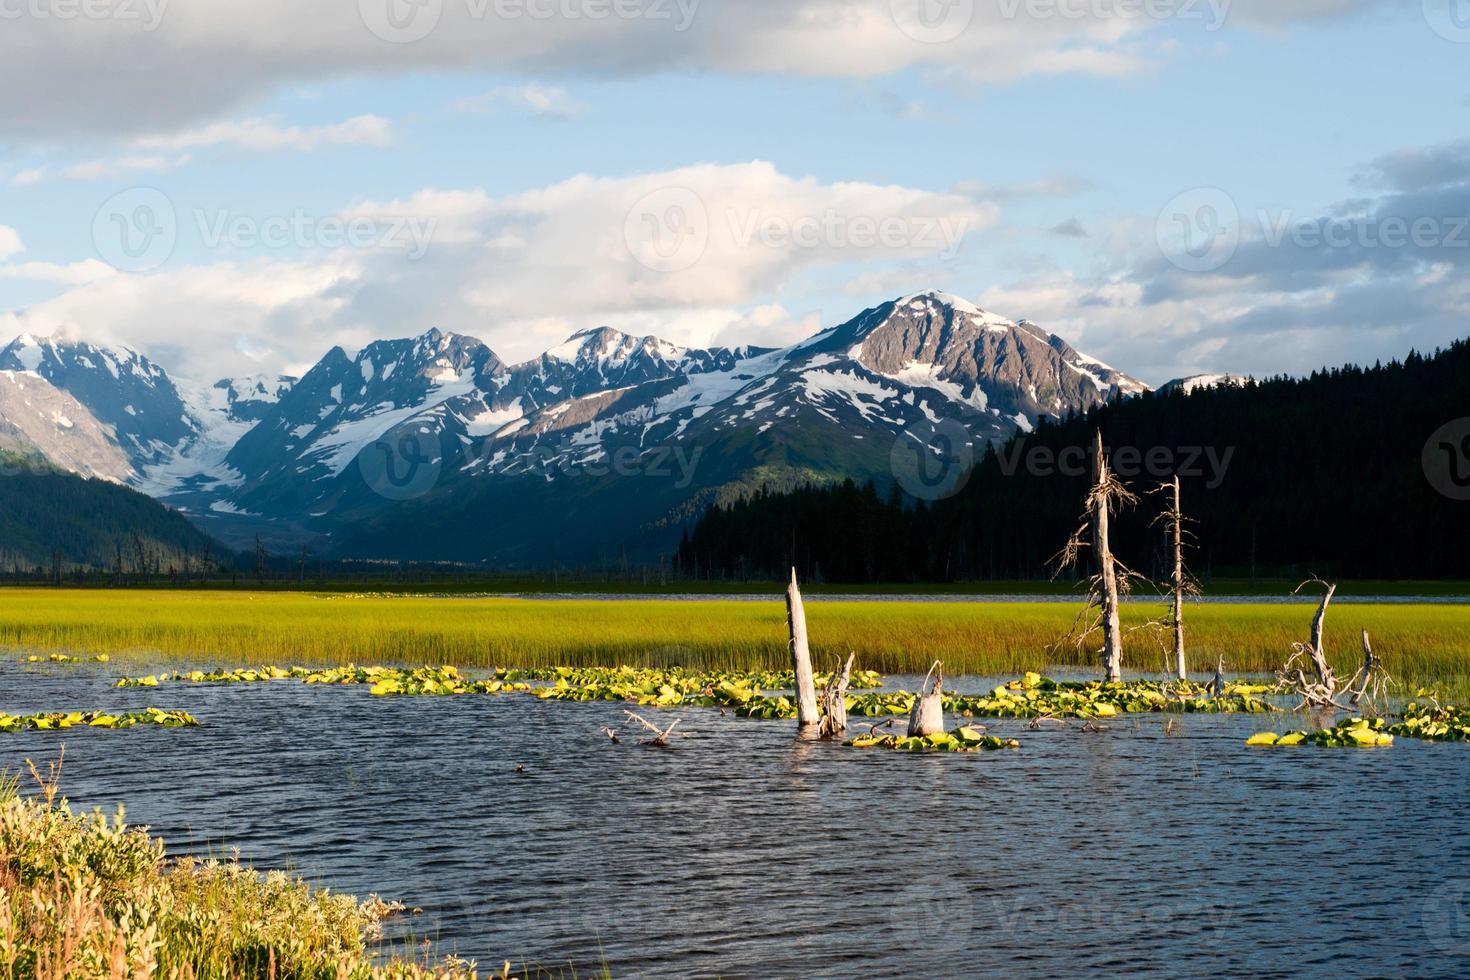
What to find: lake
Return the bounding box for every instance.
[2,660,1468,977]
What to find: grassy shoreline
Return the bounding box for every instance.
[2,590,1468,696]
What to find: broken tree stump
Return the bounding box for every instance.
[907,661,945,737]
[786,567,820,728]
[819,652,855,739]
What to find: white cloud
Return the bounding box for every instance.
[59,154,191,182]
[454,85,584,119]
[0,260,118,286]
[135,114,393,153]
[10,168,47,187]
[0,0,1374,140]
[0,226,22,262]
[1,161,991,377]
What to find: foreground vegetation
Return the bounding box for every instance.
[4,590,1469,696]
[0,770,480,979]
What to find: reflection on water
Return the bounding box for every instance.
[2,661,1467,978]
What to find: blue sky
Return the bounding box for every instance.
[1,0,1466,386]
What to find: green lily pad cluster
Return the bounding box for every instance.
[945,673,1276,719]
[1387,701,1470,742]
[514,664,882,691]
[528,665,880,710]
[114,664,530,697]
[1246,716,1394,747]
[846,725,1021,753]
[352,665,530,697]
[23,653,110,664]
[0,707,199,733]
[728,672,1278,722]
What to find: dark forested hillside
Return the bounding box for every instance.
[678,340,1470,583]
[0,453,219,576]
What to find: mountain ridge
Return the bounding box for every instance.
[0,290,1169,560]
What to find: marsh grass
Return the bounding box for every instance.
[0,778,482,979]
[3,589,1468,697]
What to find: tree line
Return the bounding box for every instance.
[677,339,1470,583]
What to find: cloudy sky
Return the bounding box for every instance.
[0,0,1466,385]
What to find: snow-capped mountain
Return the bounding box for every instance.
[0,371,134,482]
[213,375,298,423]
[0,291,1153,557]
[0,333,200,470]
[1158,373,1250,395]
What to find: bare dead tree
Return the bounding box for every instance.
[1278,577,1340,708]
[785,567,820,728]
[906,661,945,736]
[818,652,855,739]
[1051,430,1142,682]
[1151,476,1201,681]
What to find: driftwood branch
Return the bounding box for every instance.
[786,567,820,728]
[623,710,683,747]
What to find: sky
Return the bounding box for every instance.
[0,0,1467,387]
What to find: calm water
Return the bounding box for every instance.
[2,660,1468,978]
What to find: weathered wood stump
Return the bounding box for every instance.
[785,567,820,729]
[907,661,945,737]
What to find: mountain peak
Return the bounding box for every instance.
[895,289,985,316]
